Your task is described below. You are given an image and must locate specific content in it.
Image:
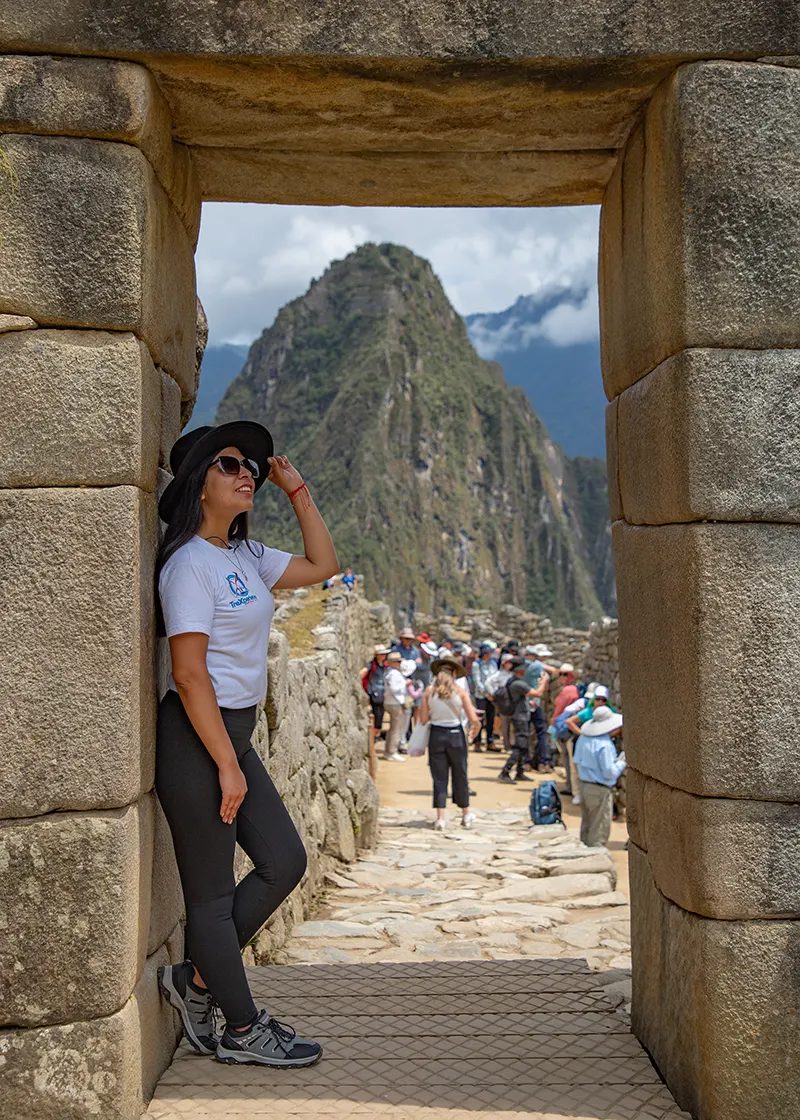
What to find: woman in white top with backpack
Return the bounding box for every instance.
[419,655,481,830]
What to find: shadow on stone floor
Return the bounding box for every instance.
[146,959,690,1119]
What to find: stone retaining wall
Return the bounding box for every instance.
[583,617,621,707]
[413,604,621,715]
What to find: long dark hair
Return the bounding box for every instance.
[155,451,258,635]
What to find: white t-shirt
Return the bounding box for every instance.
[384,667,408,707]
[159,535,292,709]
[429,689,465,727]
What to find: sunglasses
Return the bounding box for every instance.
[212,455,260,479]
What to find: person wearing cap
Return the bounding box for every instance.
[155,422,336,1067]
[573,707,626,847]
[419,656,481,830]
[498,658,546,783]
[382,651,411,761]
[470,644,498,752]
[522,645,558,772]
[392,626,420,661]
[360,646,391,745]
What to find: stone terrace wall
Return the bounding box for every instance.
[583,617,621,708]
[413,604,621,719]
[236,587,380,965]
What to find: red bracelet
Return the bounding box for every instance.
[288,482,307,501]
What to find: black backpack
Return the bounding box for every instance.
[493,681,516,717]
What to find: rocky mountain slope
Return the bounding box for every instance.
[215,243,613,625]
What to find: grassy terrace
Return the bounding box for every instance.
[273,585,330,657]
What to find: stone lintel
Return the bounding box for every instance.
[195,147,614,206]
[0,54,200,244]
[613,520,800,801]
[616,348,800,525]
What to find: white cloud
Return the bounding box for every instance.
[194,203,600,347]
[536,284,599,346]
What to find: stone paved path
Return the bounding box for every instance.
[280,808,633,983]
[147,808,689,1119]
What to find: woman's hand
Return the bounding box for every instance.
[267,454,303,494]
[219,761,248,824]
[469,718,481,739]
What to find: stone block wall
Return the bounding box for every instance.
[236,587,380,964]
[0,55,197,1120]
[602,61,800,1119]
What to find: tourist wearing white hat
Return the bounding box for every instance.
[560,685,609,803]
[573,706,626,847]
[382,651,409,762]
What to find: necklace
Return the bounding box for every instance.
[204,535,249,579]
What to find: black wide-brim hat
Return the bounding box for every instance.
[158,421,274,524]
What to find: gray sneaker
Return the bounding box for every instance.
[157,961,220,1056]
[216,1010,323,1067]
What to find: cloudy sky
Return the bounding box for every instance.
[195,203,601,348]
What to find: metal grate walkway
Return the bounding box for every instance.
[146,958,689,1119]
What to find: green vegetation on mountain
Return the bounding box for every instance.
[216,243,613,626]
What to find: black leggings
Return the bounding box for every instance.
[428,724,470,808]
[369,697,385,733]
[156,690,307,1028]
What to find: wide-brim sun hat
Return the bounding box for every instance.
[374,645,391,656]
[398,627,416,639]
[430,656,468,679]
[532,643,554,657]
[386,651,402,662]
[159,421,274,524]
[400,658,418,678]
[420,641,439,656]
[559,662,575,673]
[581,705,623,736]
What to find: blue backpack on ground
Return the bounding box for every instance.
[530,780,565,827]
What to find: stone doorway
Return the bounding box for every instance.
[2,13,799,1119]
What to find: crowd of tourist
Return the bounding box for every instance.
[360,627,625,846]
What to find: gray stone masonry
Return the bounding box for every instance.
[234,587,380,965]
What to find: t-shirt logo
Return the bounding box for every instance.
[226,572,249,597]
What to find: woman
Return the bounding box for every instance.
[382,651,409,761]
[154,421,337,1068]
[419,656,481,831]
[360,646,389,744]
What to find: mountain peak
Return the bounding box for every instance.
[216,244,612,624]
